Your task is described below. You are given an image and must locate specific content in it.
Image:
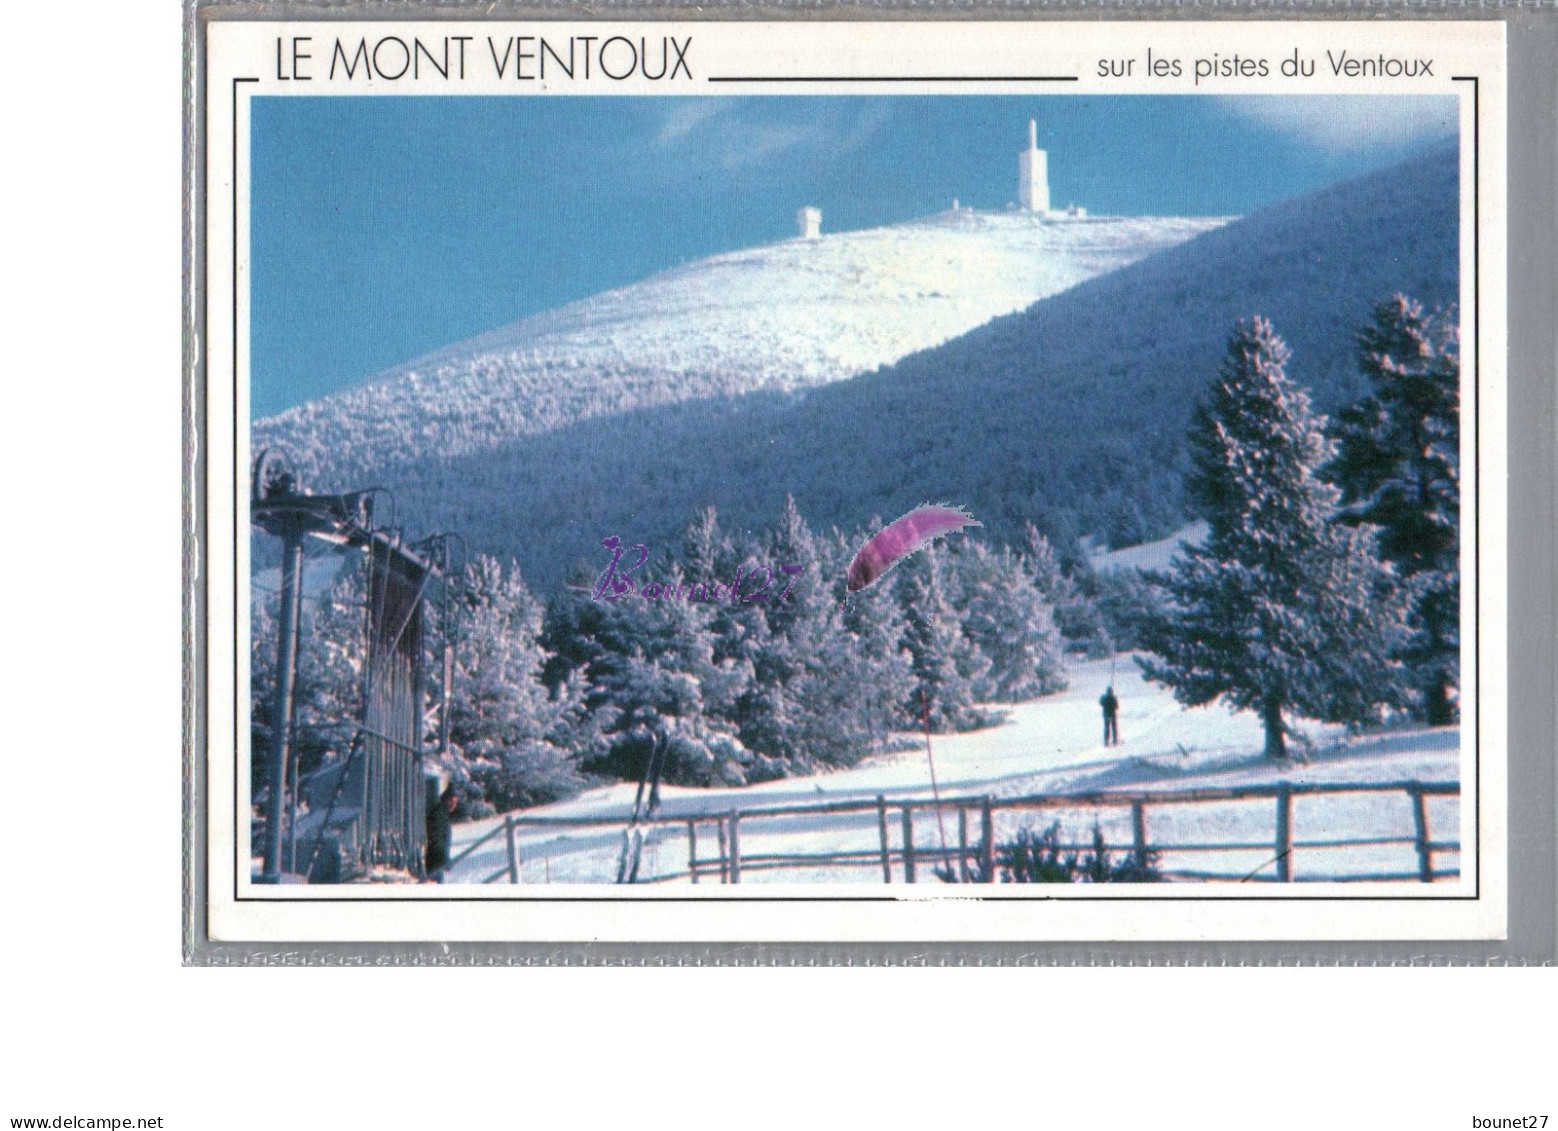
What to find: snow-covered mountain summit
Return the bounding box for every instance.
[256,208,1229,487]
[271,143,1456,590]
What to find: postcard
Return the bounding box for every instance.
[192,17,1507,942]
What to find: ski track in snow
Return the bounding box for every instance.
[447,655,1461,885]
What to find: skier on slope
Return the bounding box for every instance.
[1100,686,1120,747]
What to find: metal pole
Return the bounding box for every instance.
[439,642,453,756]
[728,810,742,884]
[286,741,298,874]
[410,616,428,875]
[958,807,970,882]
[1274,783,1294,883]
[504,815,521,884]
[920,690,951,863]
[876,795,892,883]
[981,795,996,883]
[261,522,306,883]
[1410,787,1434,883]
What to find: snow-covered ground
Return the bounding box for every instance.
[446,654,1460,886]
[1090,522,1208,574]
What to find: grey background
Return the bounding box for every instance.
[183,0,1557,966]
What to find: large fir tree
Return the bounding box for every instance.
[1326,295,1460,724]
[1139,318,1408,759]
[449,555,587,811]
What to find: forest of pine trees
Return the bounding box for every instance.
[252,295,1461,814]
[253,496,1078,816]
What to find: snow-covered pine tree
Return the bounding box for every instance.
[900,546,991,732]
[587,639,756,788]
[449,555,586,812]
[1022,523,1106,653]
[738,498,873,770]
[836,527,916,747]
[680,505,733,589]
[551,545,759,787]
[949,541,1067,701]
[1326,295,1460,725]
[1139,317,1409,760]
[675,505,764,689]
[1091,567,1165,654]
[763,495,831,641]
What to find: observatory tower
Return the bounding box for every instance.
[1018,119,1050,213]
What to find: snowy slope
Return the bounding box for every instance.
[446,655,1460,885]
[255,209,1227,488]
[1090,522,1208,573]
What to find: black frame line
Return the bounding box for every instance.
[706,75,1080,83]
[223,76,1485,909]
[232,76,259,907]
[1451,74,1481,899]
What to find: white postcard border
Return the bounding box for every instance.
[200,18,1508,942]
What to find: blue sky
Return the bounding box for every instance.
[250,94,1456,417]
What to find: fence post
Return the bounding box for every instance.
[1274,783,1293,882]
[901,806,917,883]
[876,795,892,883]
[1131,800,1148,864]
[958,807,970,883]
[716,817,729,884]
[687,819,699,884]
[981,795,996,883]
[1409,787,1434,882]
[504,815,520,884]
[728,810,742,884]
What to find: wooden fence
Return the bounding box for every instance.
[445,811,525,884]
[449,779,1460,885]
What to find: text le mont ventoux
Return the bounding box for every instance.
[273,34,695,84]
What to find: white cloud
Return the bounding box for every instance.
[651,101,890,171]
[724,121,813,169]
[655,100,733,144]
[1216,96,1456,152]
